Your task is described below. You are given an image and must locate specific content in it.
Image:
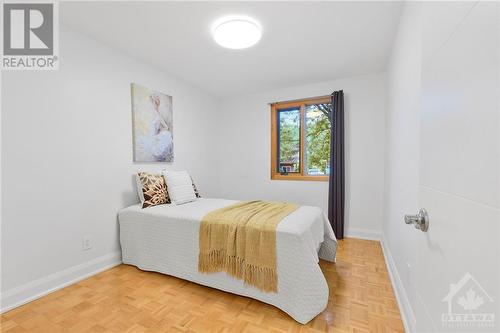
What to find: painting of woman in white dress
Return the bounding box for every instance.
[131,83,173,162]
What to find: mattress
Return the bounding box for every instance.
[118,198,337,324]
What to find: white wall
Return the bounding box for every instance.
[0,69,3,310]
[1,26,220,310]
[382,2,422,331]
[217,74,386,239]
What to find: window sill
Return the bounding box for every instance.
[271,174,329,182]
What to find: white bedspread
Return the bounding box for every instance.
[118,198,337,324]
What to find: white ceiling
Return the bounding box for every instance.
[61,1,403,98]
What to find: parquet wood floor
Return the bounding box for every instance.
[1,238,404,332]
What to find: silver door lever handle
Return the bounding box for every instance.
[404,209,429,232]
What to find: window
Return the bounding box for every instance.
[271,96,332,181]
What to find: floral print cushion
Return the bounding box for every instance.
[138,172,170,208]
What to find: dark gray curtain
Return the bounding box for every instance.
[328,90,345,239]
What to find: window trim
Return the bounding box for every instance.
[270,96,331,181]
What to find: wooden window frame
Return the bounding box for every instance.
[271,96,331,181]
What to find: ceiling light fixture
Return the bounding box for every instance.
[212,16,262,49]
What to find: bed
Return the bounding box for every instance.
[118,198,337,324]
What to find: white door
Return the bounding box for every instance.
[415,1,499,332]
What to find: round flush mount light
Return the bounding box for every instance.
[212,16,262,49]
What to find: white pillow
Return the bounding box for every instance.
[163,170,197,205]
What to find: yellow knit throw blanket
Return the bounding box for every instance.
[198,200,298,292]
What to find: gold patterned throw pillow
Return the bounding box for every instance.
[138,172,170,208]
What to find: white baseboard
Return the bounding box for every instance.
[0,251,122,313]
[380,235,416,333]
[345,227,381,241]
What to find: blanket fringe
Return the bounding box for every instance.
[199,250,278,293]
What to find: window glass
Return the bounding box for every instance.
[278,108,301,173]
[305,103,331,175]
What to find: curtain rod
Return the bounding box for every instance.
[268,94,332,106]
